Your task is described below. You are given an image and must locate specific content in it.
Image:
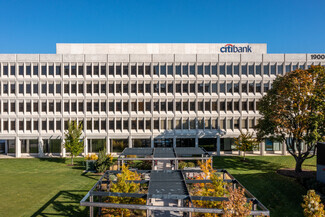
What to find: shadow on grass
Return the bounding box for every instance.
[31,190,89,217]
[232,172,305,217]
[38,157,67,164]
[213,156,283,173]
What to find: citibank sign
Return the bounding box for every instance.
[220,44,252,53]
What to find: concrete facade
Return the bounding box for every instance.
[0,43,324,157]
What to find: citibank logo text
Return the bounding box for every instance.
[220,44,252,53]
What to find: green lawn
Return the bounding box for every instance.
[213,156,317,217]
[0,156,317,217]
[0,158,99,217]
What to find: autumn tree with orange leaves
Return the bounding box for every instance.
[255,66,325,173]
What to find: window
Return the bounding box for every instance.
[176,64,181,75]
[168,101,173,112]
[227,101,232,111]
[78,65,83,76]
[242,82,247,93]
[160,65,166,76]
[49,65,54,76]
[64,65,69,76]
[42,120,47,131]
[264,82,269,92]
[19,65,24,76]
[101,102,106,112]
[227,83,232,94]
[56,120,61,131]
[56,102,61,112]
[198,64,203,75]
[34,102,39,112]
[49,83,54,94]
[42,65,47,76]
[220,101,226,112]
[145,65,150,75]
[101,65,106,76]
[212,64,217,75]
[278,64,283,75]
[19,102,24,112]
[234,64,239,75]
[242,101,247,112]
[249,64,254,75]
[204,64,210,75]
[138,65,144,76]
[109,65,114,75]
[220,82,225,94]
[166,82,173,94]
[56,84,61,94]
[93,65,99,76]
[182,64,188,76]
[87,83,92,94]
[19,83,23,94]
[227,64,232,75]
[64,102,69,112]
[241,64,247,75]
[11,84,15,94]
[56,65,61,75]
[249,82,254,93]
[168,65,173,75]
[64,83,69,94]
[249,101,254,111]
[220,64,225,75]
[87,102,92,112]
[124,120,129,130]
[87,65,91,75]
[78,102,83,112]
[256,82,261,93]
[264,64,269,75]
[190,64,195,75]
[256,64,261,75]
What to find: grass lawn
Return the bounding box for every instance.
[213,156,317,217]
[0,156,317,217]
[0,158,99,217]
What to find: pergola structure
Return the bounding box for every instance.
[117,147,212,170]
[80,169,270,217]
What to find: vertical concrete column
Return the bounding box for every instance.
[150,136,154,148]
[38,137,44,157]
[217,135,221,156]
[195,136,199,148]
[173,137,176,148]
[26,139,30,154]
[62,140,66,157]
[260,140,265,156]
[128,136,132,148]
[83,137,88,155]
[15,137,21,158]
[282,141,287,155]
[106,137,110,154]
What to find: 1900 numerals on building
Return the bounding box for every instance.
[311,54,325,59]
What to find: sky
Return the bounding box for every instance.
[0,0,324,54]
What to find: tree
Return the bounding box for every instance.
[64,120,84,165]
[302,190,325,217]
[234,131,259,161]
[191,159,229,217]
[255,66,325,173]
[95,147,113,173]
[107,165,146,216]
[222,186,252,217]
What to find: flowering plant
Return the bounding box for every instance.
[302,190,325,217]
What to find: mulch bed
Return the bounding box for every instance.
[277,168,316,179]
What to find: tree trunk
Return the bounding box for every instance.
[243,152,246,161]
[71,156,74,165]
[295,157,304,173]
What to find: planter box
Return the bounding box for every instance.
[85,160,96,172]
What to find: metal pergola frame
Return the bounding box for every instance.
[117,147,213,170]
[80,169,270,217]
